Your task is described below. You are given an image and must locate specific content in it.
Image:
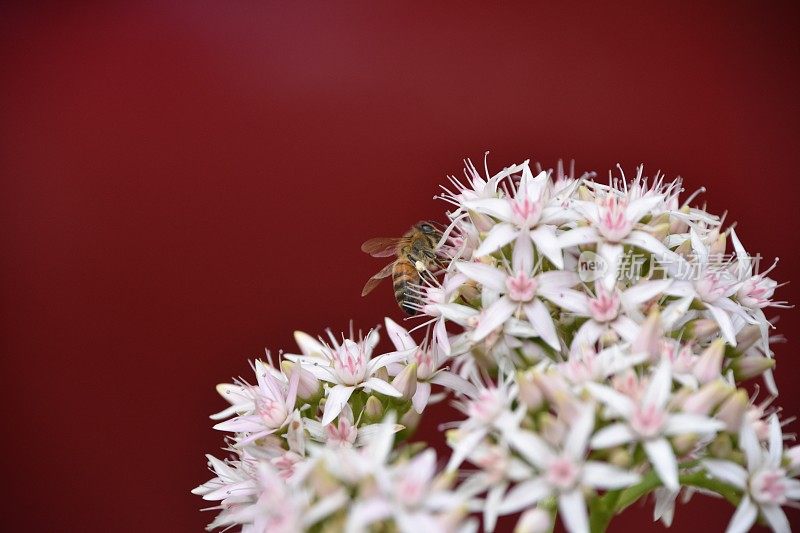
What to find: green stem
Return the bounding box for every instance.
[587,462,741,533]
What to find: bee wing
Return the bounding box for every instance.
[361,262,395,296]
[361,237,404,257]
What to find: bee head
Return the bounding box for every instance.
[416,221,440,237]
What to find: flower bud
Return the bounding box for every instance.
[672,433,697,456]
[687,318,719,340]
[281,360,320,400]
[731,354,775,381]
[735,325,761,353]
[363,395,384,422]
[710,232,727,256]
[675,238,693,257]
[692,339,725,384]
[786,445,800,473]
[400,408,421,433]
[632,309,662,361]
[608,447,632,468]
[391,363,418,400]
[683,379,733,415]
[515,508,551,533]
[578,185,593,201]
[470,210,495,232]
[293,330,325,357]
[651,222,671,241]
[669,207,690,234]
[709,433,733,458]
[538,412,565,447]
[516,370,544,410]
[715,389,749,432]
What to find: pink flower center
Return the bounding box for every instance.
[395,477,425,506]
[511,197,542,228]
[546,456,581,490]
[751,469,788,505]
[588,288,620,322]
[597,197,633,242]
[468,388,505,424]
[258,398,288,429]
[325,417,357,446]
[271,452,302,480]
[331,342,367,385]
[738,276,775,309]
[694,271,727,303]
[506,270,538,302]
[414,349,435,380]
[630,404,666,439]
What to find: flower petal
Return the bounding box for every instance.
[541,288,590,315]
[621,279,672,308]
[463,197,514,221]
[412,381,431,413]
[584,383,635,418]
[558,489,589,533]
[583,461,641,489]
[644,438,679,492]
[702,459,747,490]
[625,194,665,223]
[524,299,560,350]
[446,427,487,471]
[368,348,415,374]
[564,404,595,460]
[725,496,758,533]
[590,423,636,449]
[768,414,784,468]
[570,319,604,351]
[455,261,507,292]
[512,232,534,272]
[739,419,762,472]
[429,371,478,397]
[558,226,599,248]
[642,358,672,410]
[475,222,518,257]
[384,317,416,351]
[364,377,401,397]
[503,427,554,469]
[706,303,737,347]
[473,296,516,341]
[321,385,356,426]
[497,478,550,515]
[530,225,564,269]
[664,413,725,437]
[760,504,790,533]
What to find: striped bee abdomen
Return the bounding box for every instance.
[392,260,420,316]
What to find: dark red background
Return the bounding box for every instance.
[2,2,799,531]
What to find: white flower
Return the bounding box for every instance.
[446,376,518,471]
[384,317,477,413]
[665,229,745,346]
[212,360,301,446]
[704,416,800,533]
[461,161,568,268]
[494,404,641,533]
[552,279,672,351]
[347,449,467,533]
[558,188,674,289]
[587,359,725,491]
[303,404,403,448]
[455,235,578,349]
[285,329,412,425]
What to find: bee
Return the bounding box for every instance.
[361,221,443,315]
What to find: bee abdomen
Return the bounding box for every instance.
[393,261,420,316]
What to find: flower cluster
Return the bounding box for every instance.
[196,158,798,532]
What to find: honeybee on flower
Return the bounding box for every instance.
[196,157,797,533]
